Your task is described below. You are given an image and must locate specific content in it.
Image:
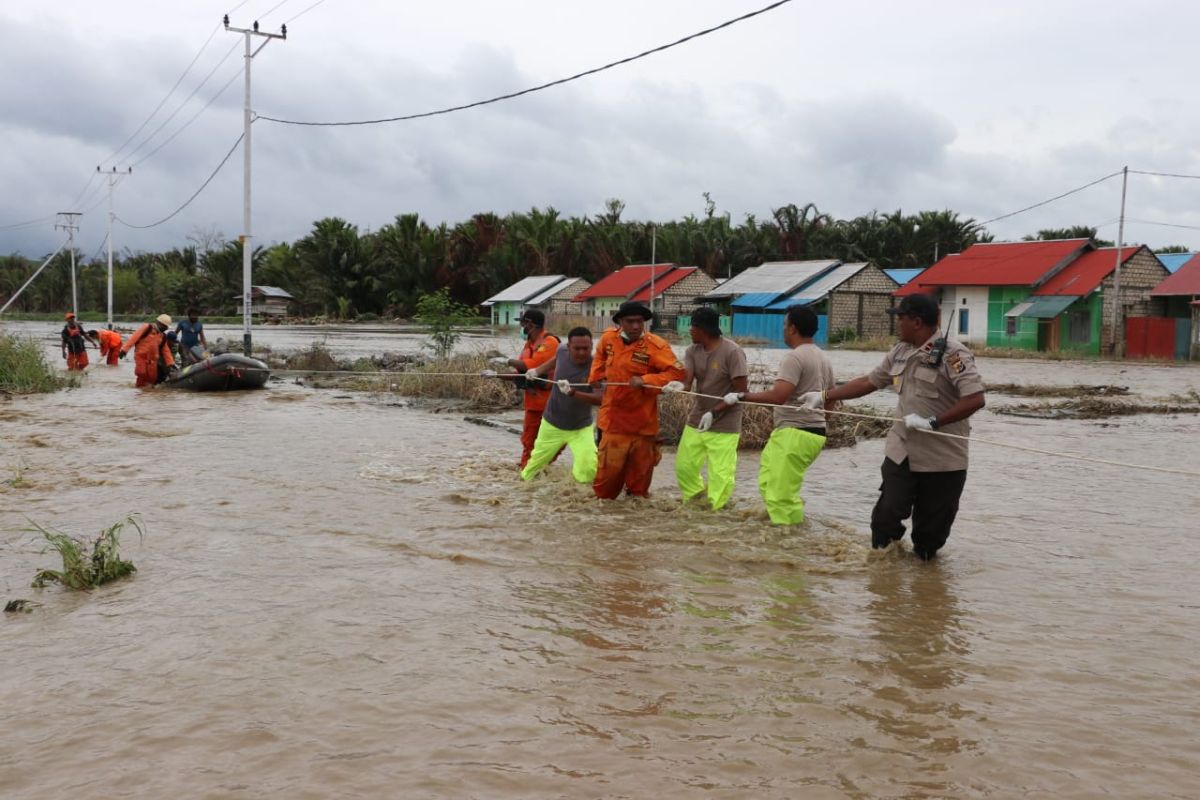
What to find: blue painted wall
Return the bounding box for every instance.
[732,312,828,348]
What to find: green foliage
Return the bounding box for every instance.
[0,333,75,394]
[30,515,143,591]
[1154,244,1191,254]
[415,288,475,358]
[1024,226,1114,247]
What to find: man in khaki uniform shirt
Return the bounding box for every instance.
[807,293,986,559]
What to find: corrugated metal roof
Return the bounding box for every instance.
[731,292,786,309]
[883,268,923,286]
[254,285,294,298]
[1034,246,1144,296]
[700,260,841,300]
[1157,252,1195,274]
[482,275,569,306]
[898,239,1091,296]
[574,264,675,300]
[1013,295,1080,318]
[780,262,872,305]
[1151,254,1200,296]
[525,276,587,306]
[629,267,698,302]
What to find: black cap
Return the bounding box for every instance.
[886,293,940,325]
[690,306,722,336]
[613,301,654,322]
[518,308,545,326]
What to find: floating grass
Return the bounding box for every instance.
[30,515,143,590]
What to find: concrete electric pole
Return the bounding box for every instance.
[54,212,81,317]
[224,15,286,356]
[97,166,131,330]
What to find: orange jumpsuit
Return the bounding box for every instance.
[61,324,89,370]
[96,329,123,365]
[121,323,175,387]
[517,331,560,468]
[588,329,685,498]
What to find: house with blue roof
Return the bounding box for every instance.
[1155,252,1195,274]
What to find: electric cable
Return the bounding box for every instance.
[282,0,327,25]
[1129,169,1200,180]
[99,23,225,167]
[132,66,245,168]
[1126,218,1200,232]
[977,171,1123,227]
[121,40,242,166]
[115,133,244,229]
[256,0,794,126]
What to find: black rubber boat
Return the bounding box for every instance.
[164,353,270,391]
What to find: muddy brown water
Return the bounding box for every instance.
[2,322,1199,798]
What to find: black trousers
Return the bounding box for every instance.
[870,457,967,558]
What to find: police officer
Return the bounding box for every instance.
[804,293,986,560]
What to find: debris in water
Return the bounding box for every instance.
[29,515,143,591]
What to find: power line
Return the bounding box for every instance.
[99,22,224,167]
[1129,169,1200,180]
[1126,217,1200,232]
[977,171,1123,227]
[257,0,794,126]
[115,133,244,229]
[259,0,294,20]
[132,66,245,168]
[283,0,327,25]
[122,40,242,166]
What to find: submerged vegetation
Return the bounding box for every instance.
[0,333,75,394]
[30,515,143,591]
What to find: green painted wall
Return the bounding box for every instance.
[491,302,524,326]
[986,286,1039,350]
[1057,293,1102,356]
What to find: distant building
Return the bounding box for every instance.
[1150,253,1200,359]
[573,264,716,324]
[236,285,294,317]
[482,275,591,326]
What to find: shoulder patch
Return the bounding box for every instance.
[947,352,965,374]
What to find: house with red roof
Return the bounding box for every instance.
[573,264,716,322]
[1150,253,1200,359]
[899,239,1168,354]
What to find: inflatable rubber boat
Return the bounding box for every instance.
[164,353,270,391]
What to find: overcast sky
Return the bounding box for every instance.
[4,0,1200,260]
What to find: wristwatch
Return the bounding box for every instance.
[928,416,940,430]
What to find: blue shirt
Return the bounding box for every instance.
[176,319,204,348]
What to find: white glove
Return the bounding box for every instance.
[662,380,684,393]
[557,379,572,393]
[489,356,509,367]
[722,392,741,405]
[697,411,714,432]
[480,369,498,377]
[799,390,824,410]
[525,368,539,381]
[904,413,934,431]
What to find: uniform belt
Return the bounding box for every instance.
[799,427,827,437]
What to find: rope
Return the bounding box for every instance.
[273,368,1200,478]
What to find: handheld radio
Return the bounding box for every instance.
[928,308,957,367]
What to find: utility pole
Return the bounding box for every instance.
[224,15,286,356]
[54,212,81,317]
[97,166,131,330]
[1111,165,1128,358]
[649,224,657,326]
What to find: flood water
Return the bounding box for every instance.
[2,321,1199,798]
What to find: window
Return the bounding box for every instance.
[1005,315,1017,336]
[1068,310,1091,343]
[958,309,970,335]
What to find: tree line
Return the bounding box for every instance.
[0,202,1186,319]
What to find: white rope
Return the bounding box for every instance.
[276,367,1200,478]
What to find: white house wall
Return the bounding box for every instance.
[940,287,989,345]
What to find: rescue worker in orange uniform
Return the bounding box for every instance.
[120,313,177,387]
[588,301,685,499]
[487,310,560,468]
[89,328,124,366]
